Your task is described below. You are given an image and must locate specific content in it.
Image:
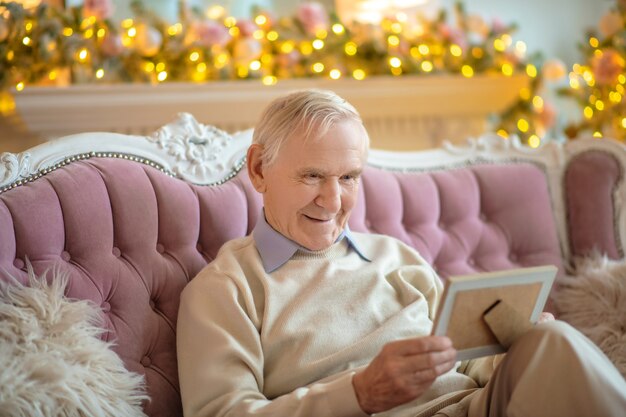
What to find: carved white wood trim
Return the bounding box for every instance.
[0,113,253,192]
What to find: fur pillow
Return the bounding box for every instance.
[553,254,626,378]
[0,265,149,416]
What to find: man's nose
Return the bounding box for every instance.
[315,179,341,212]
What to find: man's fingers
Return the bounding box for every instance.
[413,360,456,385]
[406,345,456,371]
[383,336,453,357]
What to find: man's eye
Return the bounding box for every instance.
[341,175,358,182]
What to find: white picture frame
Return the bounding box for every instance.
[432,265,557,361]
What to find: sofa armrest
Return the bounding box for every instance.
[563,139,626,260]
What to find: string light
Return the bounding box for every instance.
[262,75,277,85]
[497,129,509,138]
[332,24,345,35]
[517,118,529,133]
[387,35,400,46]
[421,61,433,72]
[249,60,261,71]
[389,57,402,68]
[77,48,89,62]
[312,62,324,73]
[450,44,462,57]
[312,39,324,50]
[352,69,366,80]
[329,69,341,79]
[344,42,357,56]
[528,134,540,148]
[501,63,513,76]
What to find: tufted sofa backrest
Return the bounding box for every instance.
[0,155,563,416]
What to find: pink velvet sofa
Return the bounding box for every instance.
[1,113,624,416]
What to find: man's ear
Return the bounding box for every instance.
[247,144,267,193]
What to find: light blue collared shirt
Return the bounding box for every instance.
[252,211,370,273]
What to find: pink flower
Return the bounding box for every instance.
[83,0,114,20]
[591,49,625,85]
[598,11,624,38]
[296,2,329,35]
[491,17,507,35]
[101,33,124,57]
[538,101,556,131]
[541,59,567,81]
[189,21,231,47]
[276,50,300,67]
[466,14,489,37]
[439,23,467,49]
[236,19,257,38]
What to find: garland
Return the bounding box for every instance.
[0,1,556,145]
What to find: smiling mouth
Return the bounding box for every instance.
[304,214,333,222]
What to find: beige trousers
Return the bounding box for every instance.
[462,321,626,417]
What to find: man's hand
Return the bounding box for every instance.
[352,336,457,414]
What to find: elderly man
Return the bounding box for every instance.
[177,89,626,417]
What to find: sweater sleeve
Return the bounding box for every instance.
[176,268,370,417]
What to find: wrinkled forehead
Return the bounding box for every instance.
[289,117,370,150]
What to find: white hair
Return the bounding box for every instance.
[252,89,369,166]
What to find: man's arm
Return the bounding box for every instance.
[176,268,369,417]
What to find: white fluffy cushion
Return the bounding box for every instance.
[0,266,149,416]
[553,255,626,378]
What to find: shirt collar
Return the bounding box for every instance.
[252,210,370,273]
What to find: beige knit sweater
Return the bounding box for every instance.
[177,233,496,417]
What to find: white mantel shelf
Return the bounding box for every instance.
[8,74,528,151]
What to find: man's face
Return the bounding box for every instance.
[251,120,368,251]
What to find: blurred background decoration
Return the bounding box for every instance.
[0,0,624,145]
[558,0,626,141]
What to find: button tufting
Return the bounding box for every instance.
[149,300,155,309]
[156,244,165,254]
[102,301,111,312]
[112,247,121,257]
[509,253,518,262]
[196,243,203,252]
[13,258,24,269]
[61,251,71,261]
[365,220,371,229]
[438,221,446,230]
[468,258,476,266]
[140,356,151,367]
[479,213,488,222]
